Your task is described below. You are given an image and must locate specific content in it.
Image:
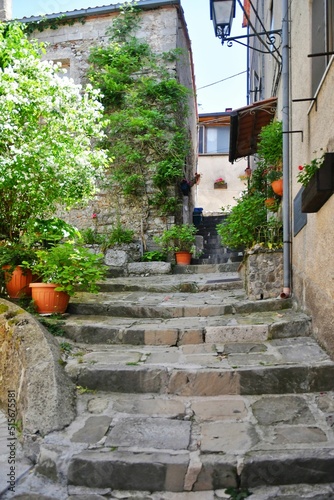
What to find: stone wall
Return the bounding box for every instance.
[240,248,283,301]
[0,300,75,438]
[31,5,197,249]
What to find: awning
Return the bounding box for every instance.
[229,97,278,163]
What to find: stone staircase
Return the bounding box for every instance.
[7,264,334,499]
[192,215,243,265]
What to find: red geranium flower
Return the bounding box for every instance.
[298,165,303,171]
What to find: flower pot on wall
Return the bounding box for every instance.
[301,153,334,212]
[3,265,33,298]
[175,251,192,265]
[271,179,283,196]
[29,283,70,314]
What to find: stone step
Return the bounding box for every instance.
[63,337,334,396]
[97,272,243,293]
[61,309,312,345]
[39,388,334,493]
[67,289,294,319]
[172,263,240,274]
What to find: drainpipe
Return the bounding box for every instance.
[281,0,291,299]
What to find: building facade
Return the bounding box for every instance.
[242,0,334,355]
[17,1,198,248]
[196,112,248,214]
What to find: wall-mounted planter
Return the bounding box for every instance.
[214,182,227,189]
[301,152,334,213]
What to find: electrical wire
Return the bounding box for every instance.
[197,70,247,90]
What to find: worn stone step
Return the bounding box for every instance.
[61,309,312,345]
[37,390,334,493]
[97,272,243,293]
[172,263,240,274]
[63,337,334,396]
[67,289,294,318]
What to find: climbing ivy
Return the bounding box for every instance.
[87,4,191,215]
[22,15,86,35]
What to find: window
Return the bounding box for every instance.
[198,125,230,154]
[311,0,334,95]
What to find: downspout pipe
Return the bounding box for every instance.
[281,0,291,299]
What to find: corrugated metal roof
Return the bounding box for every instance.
[17,0,180,22]
[229,97,278,163]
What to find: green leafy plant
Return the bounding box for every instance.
[0,22,108,241]
[225,487,252,499]
[87,4,191,216]
[141,250,167,262]
[23,242,107,296]
[100,223,135,250]
[297,154,325,186]
[154,224,197,253]
[217,193,268,250]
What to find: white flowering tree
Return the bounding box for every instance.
[0,22,108,240]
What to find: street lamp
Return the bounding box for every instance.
[210,0,235,43]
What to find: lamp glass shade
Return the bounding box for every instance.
[212,0,234,26]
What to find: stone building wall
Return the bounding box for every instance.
[241,248,283,301]
[31,5,197,251]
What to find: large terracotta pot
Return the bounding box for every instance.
[175,251,192,265]
[271,179,283,196]
[29,283,70,314]
[3,265,33,298]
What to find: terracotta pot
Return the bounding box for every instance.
[29,283,70,314]
[264,197,276,210]
[3,265,33,298]
[271,179,283,196]
[175,251,192,265]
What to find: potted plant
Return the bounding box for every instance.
[0,242,38,298]
[154,223,197,265]
[23,242,107,314]
[297,152,334,212]
[214,177,227,189]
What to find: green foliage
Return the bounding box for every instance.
[88,6,191,215]
[22,15,86,36]
[0,22,108,241]
[81,223,135,250]
[25,218,81,248]
[23,243,107,296]
[155,224,197,253]
[297,154,324,186]
[225,487,252,499]
[0,241,37,270]
[256,120,283,169]
[100,223,135,250]
[250,120,283,199]
[217,193,268,250]
[141,250,166,262]
[81,228,105,246]
[37,316,66,337]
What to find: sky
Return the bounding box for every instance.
[12,0,248,113]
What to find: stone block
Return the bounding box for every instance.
[67,450,189,491]
[240,450,334,487]
[193,455,237,491]
[191,397,248,421]
[144,329,178,346]
[71,416,112,444]
[205,325,268,343]
[168,370,240,396]
[178,329,203,345]
[76,365,168,393]
[106,417,191,450]
[128,262,172,275]
[201,421,259,454]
